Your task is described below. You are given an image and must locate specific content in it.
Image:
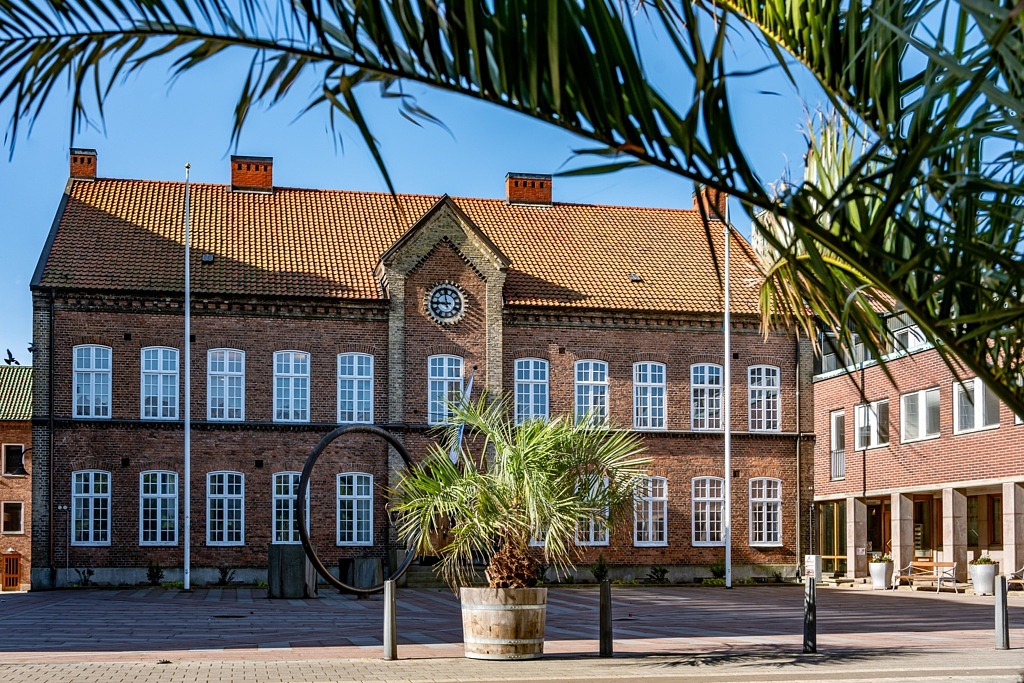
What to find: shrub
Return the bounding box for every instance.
[74,568,94,587]
[870,554,893,563]
[971,555,995,565]
[591,554,610,582]
[645,565,668,584]
[708,562,726,579]
[215,567,237,586]
[147,562,165,586]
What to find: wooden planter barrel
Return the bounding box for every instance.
[460,587,547,660]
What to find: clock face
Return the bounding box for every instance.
[428,284,465,323]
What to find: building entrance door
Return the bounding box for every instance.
[913,496,942,560]
[866,500,891,556]
[818,501,847,575]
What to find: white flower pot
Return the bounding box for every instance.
[970,563,997,595]
[869,561,893,589]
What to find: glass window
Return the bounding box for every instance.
[830,410,846,481]
[514,358,549,424]
[749,478,782,546]
[73,345,111,419]
[901,388,940,442]
[633,363,666,430]
[338,353,374,424]
[575,477,610,546]
[72,470,110,545]
[139,471,177,546]
[954,378,1000,434]
[428,355,463,425]
[692,477,725,546]
[208,349,245,421]
[748,366,780,432]
[895,324,926,352]
[575,360,609,425]
[207,471,244,545]
[272,472,306,544]
[1,502,23,534]
[691,364,723,431]
[855,400,889,450]
[337,472,373,546]
[274,351,309,422]
[141,347,178,420]
[634,476,668,546]
[2,444,25,476]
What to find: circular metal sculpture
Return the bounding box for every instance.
[297,424,418,595]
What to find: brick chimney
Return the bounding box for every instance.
[692,184,728,220]
[230,155,273,193]
[506,172,552,206]
[70,148,97,181]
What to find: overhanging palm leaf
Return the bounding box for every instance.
[391,397,648,589]
[3,1,1024,409]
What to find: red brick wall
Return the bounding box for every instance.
[0,420,31,586]
[813,346,1024,497]
[230,159,272,191]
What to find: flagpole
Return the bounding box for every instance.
[183,162,192,591]
[723,197,732,589]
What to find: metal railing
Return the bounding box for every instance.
[830,449,846,481]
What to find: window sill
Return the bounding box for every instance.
[953,424,1000,436]
[855,444,889,452]
[1,473,28,478]
[749,542,783,548]
[692,541,725,548]
[206,542,245,547]
[139,542,178,547]
[73,416,111,420]
[829,477,846,482]
[633,541,668,548]
[575,542,610,547]
[1,531,25,535]
[271,540,302,545]
[338,542,374,547]
[71,542,111,547]
[901,434,940,445]
[749,428,782,434]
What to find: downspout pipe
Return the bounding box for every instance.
[47,289,55,588]
[795,332,802,564]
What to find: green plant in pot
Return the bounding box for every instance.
[969,555,998,595]
[392,397,648,660]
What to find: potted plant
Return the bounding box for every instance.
[392,397,648,660]
[969,555,997,595]
[869,554,893,589]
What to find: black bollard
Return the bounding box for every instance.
[996,575,1009,650]
[599,579,613,657]
[803,576,816,654]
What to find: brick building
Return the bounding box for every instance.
[1,365,32,590]
[30,149,814,588]
[813,316,1024,581]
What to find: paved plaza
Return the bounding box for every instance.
[3,585,1024,681]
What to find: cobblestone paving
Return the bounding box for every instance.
[2,586,1024,681]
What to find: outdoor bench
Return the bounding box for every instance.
[892,560,958,593]
[1009,566,1024,590]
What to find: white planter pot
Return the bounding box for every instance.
[970,563,997,595]
[869,562,893,589]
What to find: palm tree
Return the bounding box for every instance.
[391,397,649,589]
[2,1,1022,409]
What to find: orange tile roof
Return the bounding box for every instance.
[36,179,762,314]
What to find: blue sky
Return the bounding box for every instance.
[0,23,824,365]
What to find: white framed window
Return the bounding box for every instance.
[901,388,941,442]
[748,365,780,432]
[338,353,374,424]
[274,351,309,422]
[692,477,725,546]
[139,470,178,546]
[2,444,25,476]
[855,400,889,450]
[895,324,926,352]
[72,470,110,545]
[634,476,668,546]
[73,345,111,419]
[575,360,609,425]
[207,471,244,546]
[954,378,1000,434]
[141,347,178,420]
[428,355,463,425]
[208,349,245,421]
[633,362,666,430]
[272,472,307,544]
[691,363,723,431]
[337,472,373,546]
[514,358,549,424]
[2,501,24,534]
[749,477,782,546]
[576,477,610,546]
[830,410,846,481]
